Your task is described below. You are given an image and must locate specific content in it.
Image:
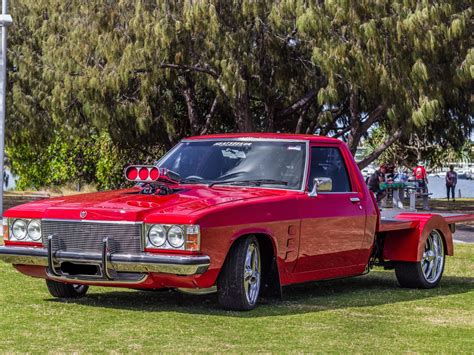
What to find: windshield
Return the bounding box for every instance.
[158,140,307,190]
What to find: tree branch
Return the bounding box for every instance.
[357,128,403,169]
[276,89,316,118]
[133,64,230,103]
[295,103,311,133]
[158,63,220,79]
[200,97,219,135]
[361,104,386,132]
[331,125,352,138]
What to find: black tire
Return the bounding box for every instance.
[395,230,445,289]
[46,279,89,298]
[217,236,261,311]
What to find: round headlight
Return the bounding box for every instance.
[148,224,166,247]
[27,219,42,241]
[167,225,185,248]
[12,219,27,240]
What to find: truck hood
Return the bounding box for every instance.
[5,186,287,223]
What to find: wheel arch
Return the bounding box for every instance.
[219,230,282,298]
[383,214,453,262]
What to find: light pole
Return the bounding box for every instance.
[0,0,12,215]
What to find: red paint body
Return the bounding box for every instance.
[3,133,473,290]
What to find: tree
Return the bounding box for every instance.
[296,0,472,166]
[5,0,473,189]
[366,127,473,169]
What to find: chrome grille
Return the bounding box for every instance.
[42,220,142,254]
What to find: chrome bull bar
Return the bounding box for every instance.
[0,236,211,284]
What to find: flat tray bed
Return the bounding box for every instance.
[379,210,474,233]
[379,218,418,232]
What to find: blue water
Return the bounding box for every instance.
[427,176,474,198]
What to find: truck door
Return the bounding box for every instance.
[294,145,367,274]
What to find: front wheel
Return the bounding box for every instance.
[46,279,89,299]
[395,230,445,288]
[217,236,261,310]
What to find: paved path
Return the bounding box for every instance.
[454,224,474,244]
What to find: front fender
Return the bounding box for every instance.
[383,214,453,262]
[229,227,278,253]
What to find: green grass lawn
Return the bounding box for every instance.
[0,246,473,353]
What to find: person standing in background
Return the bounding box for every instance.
[368,164,387,204]
[414,163,428,193]
[445,165,458,202]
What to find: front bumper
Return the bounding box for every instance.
[0,245,210,280]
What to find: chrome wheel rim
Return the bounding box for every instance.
[421,230,444,283]
[244,242,261,305]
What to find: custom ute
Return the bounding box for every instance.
[1,134,473,310]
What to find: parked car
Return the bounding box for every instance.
[1,134,473,310]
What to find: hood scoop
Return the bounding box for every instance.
[122,183,183,196]
[126,200,160,208]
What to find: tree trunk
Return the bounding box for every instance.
[264,100,275,132]
[181,75,200,135]
[346,94,387,156]
[305,106,322,134]
[295,103,310,134]
[234,68,253,132]
[200,97,218,135]
[357,128,403,169]
[234,94,253,132]
[346,89,361,155]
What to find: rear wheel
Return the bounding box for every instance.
[217,236,261,310]
[46,279,89,298]
[395,230,445,288]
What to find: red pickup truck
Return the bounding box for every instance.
[1,134,472,310]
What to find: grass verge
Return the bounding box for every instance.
[430,198,474,213]
[0,245,473,353]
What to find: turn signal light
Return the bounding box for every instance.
[125,165,161,182]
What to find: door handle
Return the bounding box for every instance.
[350,197,361,203]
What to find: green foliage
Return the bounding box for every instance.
[7,134,93,189]
[5,0,473,187]
[6,131,155,190]
[296,0,472,154]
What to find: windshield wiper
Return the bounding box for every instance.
[209,179,288,188]
[180,177,207,184]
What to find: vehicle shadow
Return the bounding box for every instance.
[46,270,474,317]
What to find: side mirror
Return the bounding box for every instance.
[308,177,332,197]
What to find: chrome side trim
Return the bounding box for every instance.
[302,141,310,192]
